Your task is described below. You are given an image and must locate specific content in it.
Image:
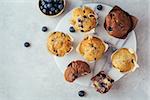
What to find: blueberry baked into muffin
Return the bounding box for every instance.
[47,31,73,57]
[104,6,138,39]
[70,6,97,32]
[64,60,91,82]
[76,36,108,62]
[39,0,65,16]
[91,71,114,94]
[111,48,138,73]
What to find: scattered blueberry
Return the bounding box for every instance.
[58,4,64,10]
[97,5,103,10]
[69,27,75,32]
[42,26,48,32]
[78,90,86,97]
[24,42,31,47]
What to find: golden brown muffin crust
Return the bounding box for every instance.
[47,32,73,57]
[71,6,97,32]
[77,36,106,61]
[112,48,136,72]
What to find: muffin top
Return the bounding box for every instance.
[104,6,138,39]
[47,31,73,57]
[70,6,97,32]
[77,36,107,62]
[111,48,137,72]
[64,60,91,82]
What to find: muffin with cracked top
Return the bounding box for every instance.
[47,31,73,57]
[111,48,139,73]
[70,6,97,32]
[76,36,108,62]
[104,5,138,39]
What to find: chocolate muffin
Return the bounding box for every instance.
[104,5,138,39]
[91,71,114,94]
[64,60,91,82]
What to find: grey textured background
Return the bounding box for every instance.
[0,0,150,100]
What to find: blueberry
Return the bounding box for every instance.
[24,42,30,47]
[42,9,46,13]
[69,27,75,32]
[54,9,59,14]
[58,0,63,3]
[47,4,52,8]
[108,26,112,31]
[44,0,53,3]
[54,3,58,8]
[43,4,47,8]
[97,5,103,10]
[78,90,86,97]
[49,11,53,15]
[58,4,64,10]
[41,1,45,5]
[81,30,84,32]
[83,15,87,18]
[50,7,55,12]
[42,26,48,32]
[40,6,43,10]
[53,0,57,2]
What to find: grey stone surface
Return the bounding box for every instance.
[0,0,150,100]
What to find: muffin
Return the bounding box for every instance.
[64,60,91,82]
[91,71,114,94]
[47,31,73,57]
[70,6,97,32]
[104,5,138,39]
[76,36,108,62]
[111,48,138,73]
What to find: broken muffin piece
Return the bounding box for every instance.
[104,5,138,39]
[91,71,114,94]
[64,60,91,82]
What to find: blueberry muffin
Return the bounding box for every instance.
[64,60,91,82]
[91,71,114,94]
[39,0,65,17]
[47,31,73,57]
[111,48,138,73]
[70,6,97,32]
[104,6,138,39]
[76,36,108,62]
